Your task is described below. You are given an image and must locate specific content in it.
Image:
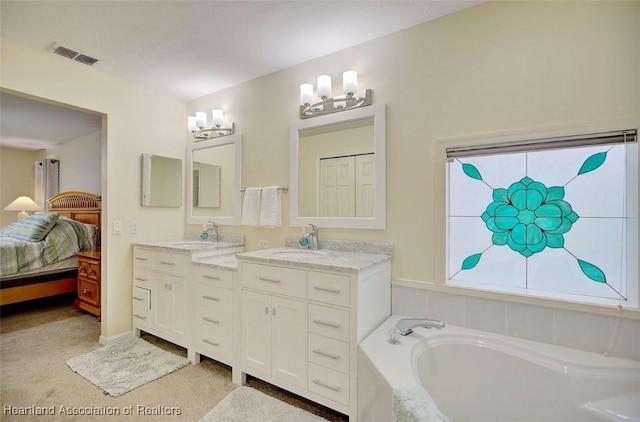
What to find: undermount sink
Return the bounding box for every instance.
[269,249,326,259]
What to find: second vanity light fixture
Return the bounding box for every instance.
[299,71,372,119]
[187,109,235,140]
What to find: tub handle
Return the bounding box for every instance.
[312,379,340,392]
[312,348,341,360]
[312,319,341,329]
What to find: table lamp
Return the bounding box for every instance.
[3,196,43,219]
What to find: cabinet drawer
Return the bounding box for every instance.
[196,284,232,318]
[242,263,306,299]
[308,363,349,406]
[78,260,100,282]
[308,333,349,374]
[133,268,153,289]
[193,265,233,290]
[195,311,232,360]
[308,271,350,308]
[133,248,152,269]
[133,308,151,328]
[308,304,350,342]
[78,278,99,307]
[152,251,190,277]
[132,286,151,311]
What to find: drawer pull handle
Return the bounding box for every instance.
[203,275,221,280]
[134,277,148,282]
[258,276,281,283]
[159,261,176,266]
[134,314,147,320]
[203,295,220,301]
[135,257,149,261]
[313,286,341,294]
[312,379,341,392]
[82,288,91,295]
[203,317,220,324]
[313,319,341,329]
[312,348,341,360]
[202,339,220,347]
[132,296,144,301]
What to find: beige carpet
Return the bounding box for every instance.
[1,299,348,421]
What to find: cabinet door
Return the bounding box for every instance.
[154,273,172,332]
[271,296,307,388]
[153,273,188,341]
[242,291,272,374]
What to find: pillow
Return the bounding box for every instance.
[0,212,59,242]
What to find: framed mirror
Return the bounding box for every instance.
[186,134,242,225]
[141,153,182,207]
[290,103,386,229]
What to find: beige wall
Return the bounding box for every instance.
[46,130,102,195]
[1,39,187,341]
[0,147,38,227]
[188,1,639,314]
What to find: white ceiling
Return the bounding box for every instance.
[0,0,482,150]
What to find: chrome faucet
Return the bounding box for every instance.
[396,318,445,336]
[304,224,319,250]
[206,221,218,243]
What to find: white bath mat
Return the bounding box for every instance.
[66,337,190,397]
[199,386,328,422]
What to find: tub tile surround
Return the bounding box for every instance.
[392,286,640,361]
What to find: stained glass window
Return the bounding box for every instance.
[446,131,638,308]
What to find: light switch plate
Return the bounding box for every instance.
[113,220,122,235]
[130,220,139,235]
[258,239,269,249]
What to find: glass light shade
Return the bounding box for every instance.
[211,109,224,127]
[317,75,332,99]
[187,116,198,132]
[343,71,358,94]
[195,111,207,128]
[300,83,314,105]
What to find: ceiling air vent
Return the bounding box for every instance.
[49,43,99,66]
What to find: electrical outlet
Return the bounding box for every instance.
[258,239,269,249]
[130,220,139,235]
[113,220,122,235]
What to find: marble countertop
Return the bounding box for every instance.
[132,240,244,254]
[192,254,239,271]
[236,247,392,273]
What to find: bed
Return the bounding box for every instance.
[0,191,101,306]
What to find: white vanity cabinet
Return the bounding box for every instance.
[237,252,391,421]
[241,263,308,388]
[132,246,191,348]
[191,264,235,366]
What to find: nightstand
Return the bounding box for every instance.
[75,251,101,318]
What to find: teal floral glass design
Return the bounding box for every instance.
[458,150,610,284]
[480,177,578,258]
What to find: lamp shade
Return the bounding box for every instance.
[3,196,42,219]
[211,109,224,127]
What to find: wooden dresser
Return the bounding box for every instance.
[75,251,102,318]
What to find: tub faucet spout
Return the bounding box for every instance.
[396,318,445,336]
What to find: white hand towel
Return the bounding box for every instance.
[241,188,261,226]
[259,186,282,228]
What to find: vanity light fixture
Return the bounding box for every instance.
[299,71,372,119]
[187,109,235,140]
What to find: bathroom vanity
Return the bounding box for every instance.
[235,243,392,420]
[132,239,244,363]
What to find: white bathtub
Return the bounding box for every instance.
[358,315,640,422]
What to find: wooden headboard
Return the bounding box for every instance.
[48,191,102,247]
